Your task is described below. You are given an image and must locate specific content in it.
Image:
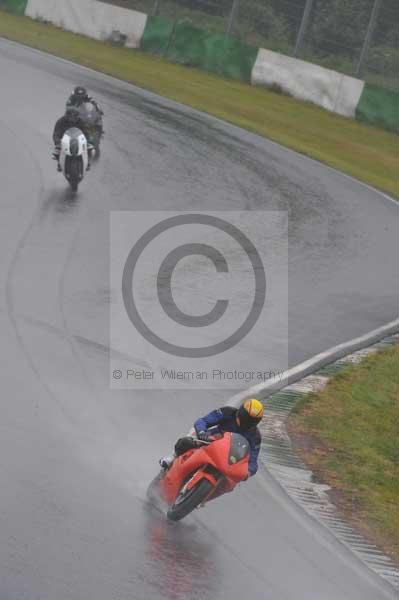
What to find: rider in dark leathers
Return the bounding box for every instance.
[67,86,104,138]
[66,85,103,114]
[52,107,93,171]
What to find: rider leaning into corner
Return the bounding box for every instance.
[52,106,94,172]
[160,398,264,479]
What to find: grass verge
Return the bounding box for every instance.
[0,10,398,198]
[289,347,399,563]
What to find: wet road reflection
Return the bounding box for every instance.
[142,506,219,600]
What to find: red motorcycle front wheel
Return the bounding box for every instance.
[167,478,214,522]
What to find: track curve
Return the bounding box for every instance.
[1,38,398,600]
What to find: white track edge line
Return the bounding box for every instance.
[229,316,399,404]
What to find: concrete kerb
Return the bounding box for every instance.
[230,316,399,407]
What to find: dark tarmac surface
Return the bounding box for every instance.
[1,39,398,600]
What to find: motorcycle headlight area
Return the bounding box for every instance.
[228,433,250,464]
[70,138,80,156]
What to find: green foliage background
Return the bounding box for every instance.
[113,0,399,89]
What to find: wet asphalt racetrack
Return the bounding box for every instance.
[1,38,399,600]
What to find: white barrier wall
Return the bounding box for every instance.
[25,0,147,48]
[251,49,365,118]
[334,74,365,118]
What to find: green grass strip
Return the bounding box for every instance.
[290,347,399,562]
[0,10,398,198]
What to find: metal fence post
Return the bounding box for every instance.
[294,0,314,57]
[356,0,383,78]
[152,0,160,17]
[226,0,240,36]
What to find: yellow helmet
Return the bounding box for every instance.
[236,398,264,430]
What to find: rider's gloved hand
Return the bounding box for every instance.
[197,431,210,442]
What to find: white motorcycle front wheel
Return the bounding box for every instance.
[65,156,83,192]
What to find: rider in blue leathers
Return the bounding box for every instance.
[160,399,264,478]
[193,405,262,476]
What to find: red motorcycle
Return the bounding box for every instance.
[148,432,250,521]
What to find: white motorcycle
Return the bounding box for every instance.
[59,127,89,192]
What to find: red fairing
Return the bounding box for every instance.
[159,432,249,506]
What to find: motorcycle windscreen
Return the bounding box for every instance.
[228,433,250,465]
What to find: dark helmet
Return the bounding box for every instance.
[72,86,88,101]
[66,106,80,124]
[236,399,264,431]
